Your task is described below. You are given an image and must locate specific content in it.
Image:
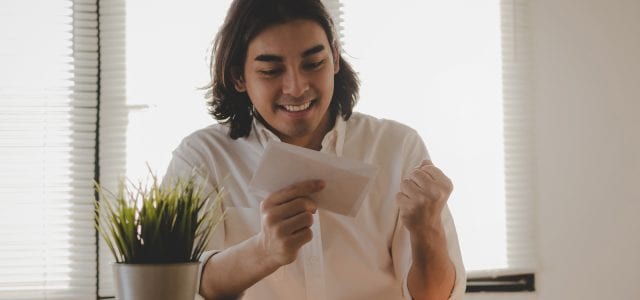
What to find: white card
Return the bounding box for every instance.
[248,141,378,217]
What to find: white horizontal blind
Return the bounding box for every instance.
[97,0,126,296]
[97,0,233,296]
[0,0,98,299]
[322,0,344,41]
[341,0,536,276]
[500,0,537,275]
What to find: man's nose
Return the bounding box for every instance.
[282,69,309,97]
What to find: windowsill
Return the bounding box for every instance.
[466,273,535,293]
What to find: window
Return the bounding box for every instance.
[1,0,534,298]
[0,0,98,299]
[341,0,536,283]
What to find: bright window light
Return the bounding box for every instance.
[342,0,506,272]
[122,0,233,179]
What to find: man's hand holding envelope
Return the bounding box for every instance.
[247,141,378,267]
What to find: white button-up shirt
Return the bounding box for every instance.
[164,112,466,300]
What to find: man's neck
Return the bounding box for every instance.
[284,112,336,150]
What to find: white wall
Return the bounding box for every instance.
[532,0,640,299]
[469,0,640,299]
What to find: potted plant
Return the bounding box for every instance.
[95,171,224,300]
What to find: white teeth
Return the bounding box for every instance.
[283,101,312,112]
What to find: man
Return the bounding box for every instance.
[164,0,466,299]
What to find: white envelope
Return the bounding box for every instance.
[248,141,379,217]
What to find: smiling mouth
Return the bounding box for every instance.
[279,100,314,112]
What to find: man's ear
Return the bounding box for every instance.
[232,68,246,92]
[332,42,340,75]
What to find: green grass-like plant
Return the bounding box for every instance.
[95,171,224,264]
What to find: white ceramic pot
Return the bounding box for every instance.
[113,262,200,300]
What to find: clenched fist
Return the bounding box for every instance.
[257,180,324,267]
[396,160,453,233]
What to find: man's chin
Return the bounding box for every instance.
[274,124,316,142]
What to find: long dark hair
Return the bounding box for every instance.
[205,0,360,139]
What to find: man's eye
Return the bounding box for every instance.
[258,68,282,76]
[304,59,325,70]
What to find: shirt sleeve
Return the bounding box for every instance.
[392,130,466,300]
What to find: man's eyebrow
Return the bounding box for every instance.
[302,45,325,57]
[254,54,283,62]
[253,45,326,62]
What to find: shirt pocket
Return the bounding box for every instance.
[223,207,261,248]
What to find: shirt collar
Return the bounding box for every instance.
[251,115,346,156]
[252,118,280,146]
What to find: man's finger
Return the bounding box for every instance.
[280,211,314,235]
[420,159,434,167]
[420,165,450,185]
[263,180,325,208]
[410,168,435,186]
[268,197,317,222]
[400,178,422,199]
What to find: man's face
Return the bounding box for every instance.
[236,19,339,148]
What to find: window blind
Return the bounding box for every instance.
[499,0,537,276]
[322,0,344,41]
[0,0,98,299]
[96,0,126,296]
